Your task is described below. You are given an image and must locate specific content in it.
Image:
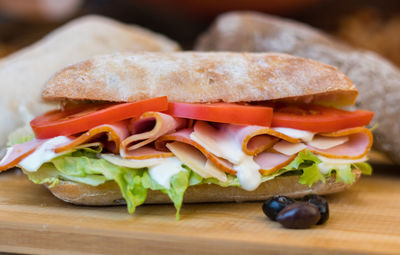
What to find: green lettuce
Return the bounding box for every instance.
[142,170,190,219]
[52,155,148,214]
[353,162,373,175]
[26,150,191,218]
[281,150,326,186]
[22,148,369,219]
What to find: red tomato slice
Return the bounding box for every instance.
[165,102,273,126]
[272,105,374,132]
[31,97,168,139]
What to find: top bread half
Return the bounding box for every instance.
[42,52,358,106]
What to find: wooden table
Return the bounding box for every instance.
[0,169,399,255]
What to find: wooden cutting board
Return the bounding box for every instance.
[0,169,399,255]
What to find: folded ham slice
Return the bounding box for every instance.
[308,127,373,159]
[166,142,227,182]
[120,146,173,159]
[216,124,298,156]
[54,121,130,154]
[155,128,236,174]
[263,127,372,159]
[121,112,186,159]
[255,152,297,175]
[0,139,46,171]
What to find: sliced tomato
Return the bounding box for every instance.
[31,97,168,139]
[165,102,273,126]
[272,105,374,132]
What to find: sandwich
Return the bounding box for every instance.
[0,52,374,218]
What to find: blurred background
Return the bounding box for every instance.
[0,0,399,65]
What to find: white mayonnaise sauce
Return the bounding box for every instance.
[273,127,315,143]
[148,157,185,189]
[19,136,70,172]
[318,162,350,175]
[101,154,165,168]
[233,156,261,191]
[317,155,368,174]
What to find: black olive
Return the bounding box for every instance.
[302,194,329,225]
[276,202,321,229]
[262,195,295,221]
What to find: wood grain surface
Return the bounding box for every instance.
[0,169,399,255]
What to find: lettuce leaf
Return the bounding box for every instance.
[282,150,325,187]
[299,164,325,186]
[353,162,373,175]
[21,148,370,218]
[24,163,107,187]
[142,170,190,219]
[52,155,148,214]
[25,163,60,188]
[283,150,321,170]
[334,164,355,184]
[42,151,190,217]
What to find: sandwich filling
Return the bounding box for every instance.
[0,97,373,218]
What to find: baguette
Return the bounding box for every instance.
[42,52,357,106]
[47,169,361,206]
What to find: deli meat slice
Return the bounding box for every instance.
[166,142,227,182]
[308,127,373,159]
[190,122,294,157]
[255,152,296,175]
[54,121,130,154]
[264,127,372,159]
[222,124,297,156]
[0,139,46,171]
[155,128,236,174]
[190,121,246,164]
[120,145,173,159]
[121,112,186,158]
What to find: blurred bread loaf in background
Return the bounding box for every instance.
[196,11,400,164]
[0,15,180,148]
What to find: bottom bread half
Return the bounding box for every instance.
[45,169,361,206]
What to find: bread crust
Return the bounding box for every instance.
[46,169,361,206]
[42,52,357,106]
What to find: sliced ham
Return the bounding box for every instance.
[190,121,246,164]
[120,112,186,158]
[188,122,281,157]
[272,127,315,143]
[101,153,165,168]
[166,142,227,182]
[307,136,349,150]
[216,124,299,156]
[264,127,371,159]
[273,141,307,156]
[0,139,46,171]
[307,127,373,159]
[54,121,130,154]
[228,124,300,155]
[120,146,173,160]
[255,152,297,175]
[155,128,236,174]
